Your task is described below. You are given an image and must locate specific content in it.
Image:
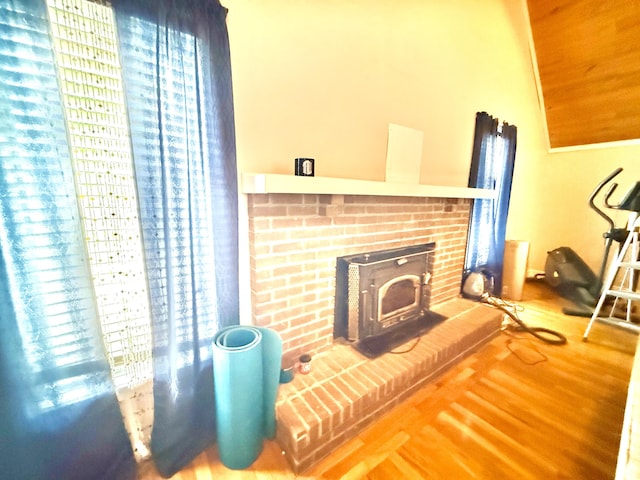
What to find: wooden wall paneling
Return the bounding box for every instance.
[527,0,640,148]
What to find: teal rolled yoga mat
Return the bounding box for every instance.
[212,326,283,470]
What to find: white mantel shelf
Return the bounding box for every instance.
[241,173,495,200]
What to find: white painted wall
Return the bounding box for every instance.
[225,0,640,279]
[521,147,640,275]
[225,0,543,184]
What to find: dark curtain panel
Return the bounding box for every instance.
[465,111,517,294]
[0,1,136,479]
[113,0,239,477]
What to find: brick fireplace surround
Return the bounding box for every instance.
[246,193,503,472]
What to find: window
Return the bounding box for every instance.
[48,0,153,391]
[1,0,236,466]
[468,132,506,267]
[464,112,517,295]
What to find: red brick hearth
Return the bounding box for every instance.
[275,298,502,473]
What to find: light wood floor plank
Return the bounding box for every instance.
[397,425,489,479]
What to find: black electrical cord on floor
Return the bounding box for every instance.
[482,295,568,346]
[390,335,421,354]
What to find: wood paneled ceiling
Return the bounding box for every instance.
[527,0,640,148]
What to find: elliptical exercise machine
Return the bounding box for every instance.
[544,168,640,316]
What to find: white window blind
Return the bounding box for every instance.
[0,0,116,414]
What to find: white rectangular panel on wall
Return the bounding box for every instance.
[385,123,424,184]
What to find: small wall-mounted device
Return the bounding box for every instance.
[294,158,315,176]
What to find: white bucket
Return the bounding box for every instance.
[502,240,530,301]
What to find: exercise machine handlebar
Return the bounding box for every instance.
[588,167,623,231]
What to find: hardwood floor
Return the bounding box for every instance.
[140,281,637,479]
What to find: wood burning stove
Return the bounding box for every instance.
[334,243,446,357]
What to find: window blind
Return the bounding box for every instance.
[0,0,112,412]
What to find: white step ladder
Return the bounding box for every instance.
[583,215,640,341]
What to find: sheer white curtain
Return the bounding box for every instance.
[46,0,155,459]
[113,0,239,476]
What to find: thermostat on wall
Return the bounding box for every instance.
[295,158,315,176]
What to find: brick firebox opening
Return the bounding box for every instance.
[247,193,471,365]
